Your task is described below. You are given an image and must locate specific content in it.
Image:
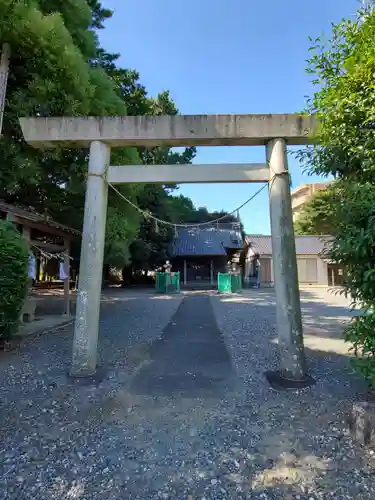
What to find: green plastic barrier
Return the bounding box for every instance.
[231,273,242,293]
[218,272,242,293]
[155,272,166,293]
[155,272,180,293]
[218,272,231,293]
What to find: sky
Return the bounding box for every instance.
[99,0,360,234]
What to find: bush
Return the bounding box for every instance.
[345,315,375,387]
[0,221,29,340]
[299,2,375,388]
[325,183,375,387]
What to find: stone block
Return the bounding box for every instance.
[20,296,36,323]
[348,401,375,446]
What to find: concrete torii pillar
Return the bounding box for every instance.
[18,113,317,387]
[70,141,110,377]
[266,138,313,389]
[63,238,71,317]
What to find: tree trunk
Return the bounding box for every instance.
[0,43,10,135]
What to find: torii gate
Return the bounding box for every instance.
[19,114,316,389]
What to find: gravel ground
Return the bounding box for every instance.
[0,288,374,499]
[211,288,375,499]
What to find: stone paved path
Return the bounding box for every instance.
[132,294,235,397]
[0,289,374,499]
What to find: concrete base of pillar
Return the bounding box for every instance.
[67,366,107,386]
[264,370,315,390]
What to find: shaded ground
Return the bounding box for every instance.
[132,294,235,397]
[0,288,374,499]
[32,286,157,317]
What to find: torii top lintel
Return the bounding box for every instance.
[19,114,316,149]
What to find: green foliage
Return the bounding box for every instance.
[0,0,196,270]
[302,1,375,386]
[327,183,375,307]
[0,221,29,340]
[167,195,196,224]
[299,1,375,182]
[105,205,140,268]
[130,184,175,270]
[345,315,375,387]
[294,181,343,235]
[0,0,135,226]
[0,0,237,276]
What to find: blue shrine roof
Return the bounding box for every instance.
[172,224,244,257]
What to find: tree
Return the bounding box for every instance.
[0,1,220,277]
[0,0,140,269]
[129,184,173,271]
[0,221,29,340]
[0,1,195,271]
[300,1,375,183]
[294,181,344,235]
[301,0,375,386]
[167,195,196,223]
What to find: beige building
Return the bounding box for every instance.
[291,182,332,221]
[247,235,343,287]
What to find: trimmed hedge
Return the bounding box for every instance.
[0,221,29,340]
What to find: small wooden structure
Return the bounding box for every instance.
[0,200,80,316]
[171,223,243,286]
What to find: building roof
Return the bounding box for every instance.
[172,225,243,257]
[0,200,80,236]
[291,181,333,197]
[246,234,332,256]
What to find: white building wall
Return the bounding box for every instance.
[317,257,329,286]
[259,254,328,286]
